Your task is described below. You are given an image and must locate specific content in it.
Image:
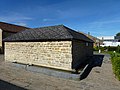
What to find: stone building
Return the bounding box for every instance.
[3,25,93,71]
[0,22,30,52]
[79,32,102,47]
[86,35,102,47]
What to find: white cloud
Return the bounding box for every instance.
[0,16,32,22]
[0,12,33,26]
[43,19,49,22]
[82,19,120,31]
[90,19,120,26]
[42,18,55,22]
[14,22,27,26]
[79,18,120,36]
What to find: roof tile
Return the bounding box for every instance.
[0,22,30,32]
[3,25,93,42]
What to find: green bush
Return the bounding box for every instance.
[107,46,117,51]
[117,45,120,53]
[93,46,99,51]
[111,52,120,80]
[93,46,119,52]
[93,46,106,51]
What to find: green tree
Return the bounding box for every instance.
[116,32,120,36]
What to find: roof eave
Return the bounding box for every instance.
[3,38,73,42]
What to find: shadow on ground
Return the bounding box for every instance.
[80,54,104,80]
[0,79,26,90]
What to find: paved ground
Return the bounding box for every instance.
[0,54,120,90]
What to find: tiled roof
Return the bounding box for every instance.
[3,25,94,42]
[0,22,30,33]
[79,32,100,42]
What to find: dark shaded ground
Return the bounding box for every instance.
[0,79,26,90]
[80,54,104,80]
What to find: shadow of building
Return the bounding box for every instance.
[0,79,26,90]
[80,54,104,80]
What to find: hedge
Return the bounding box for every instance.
[94,46,120,53]
[110,53,120,80]
[117,45,120,53]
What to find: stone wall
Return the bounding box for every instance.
[72,40,93,69]
[5,41,72,71]
[0,29,2,47]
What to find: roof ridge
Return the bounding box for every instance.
[62,25,74,39]
[33,24,64,29]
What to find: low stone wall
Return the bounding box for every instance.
[5,41,72,71]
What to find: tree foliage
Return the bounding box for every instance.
[116,32,120,36]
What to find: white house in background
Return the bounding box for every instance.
[97,36,120,47]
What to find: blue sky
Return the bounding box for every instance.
[0,0,120,37]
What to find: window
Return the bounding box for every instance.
[86,42,89,46]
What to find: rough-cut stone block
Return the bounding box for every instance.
[5,41,72,71]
